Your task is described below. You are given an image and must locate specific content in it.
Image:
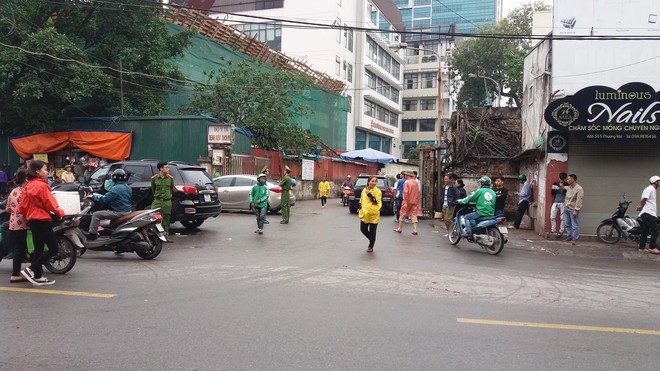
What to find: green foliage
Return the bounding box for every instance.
[448,1,550,108]
[0,0,193,134]
[406,147,420,165]
[180,60,317,155]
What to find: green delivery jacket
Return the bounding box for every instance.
[457,187,496,217]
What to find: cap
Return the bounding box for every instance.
[518,174,527,181]
[285,165,291,172]
[650,176,660,183]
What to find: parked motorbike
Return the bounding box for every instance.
[70,189,166,259]
[596,196,659,244]
[448,205,508,255]
[342,186,351,207]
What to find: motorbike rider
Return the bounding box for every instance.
[341,175,354,189]
[636,175,660,254]
[87,169,132,241]
[456,176,496,237]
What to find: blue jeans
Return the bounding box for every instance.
[563,209,580,240]
[463,212,480,235]
[254,207,267,229]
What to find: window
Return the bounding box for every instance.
[421,72,436,88]
[365,71,376,89]
[381,138,391,154]
[234,177,254,187]
[364,100,375,117]
[355,129,366,150]
[370,5,378,25]
[345,62,353,83]
[402,119,417,132]
[256,0,284,10]
[347,95,352,113]
[123,165,153,184]
[419,119,435,132]
[214,177,233,188]
[369,134,381,150]
[335,56,341,76]
[367,38,377,61]
[402,141,417,159]
[336,18,342,42]
[347,28,353,52]
[420,98,436,110]
[405,73,418,89]
[403,99,418,111]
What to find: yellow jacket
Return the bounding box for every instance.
[359,186,382,224]
[318,180,331,197]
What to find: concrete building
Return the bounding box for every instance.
[522,0,660,236]
[394,0,501,35]
[188,0,406,156]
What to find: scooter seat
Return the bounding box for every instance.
[110,211,144,225]
[476,215,497,222]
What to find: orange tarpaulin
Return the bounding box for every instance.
[10,131,132,161]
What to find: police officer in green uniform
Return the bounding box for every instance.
[279,165,292,224]
[151,161,174,241]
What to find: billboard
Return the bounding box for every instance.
[553,0,660,94]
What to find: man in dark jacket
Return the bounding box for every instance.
[442,174,459,229]
[87,169,132,240]
[494,176,508,218]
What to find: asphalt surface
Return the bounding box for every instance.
[1,199,659,370]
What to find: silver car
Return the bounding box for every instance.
[214,175,296,213]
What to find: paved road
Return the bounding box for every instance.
[1,199,659,370]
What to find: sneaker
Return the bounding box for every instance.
[322,205,325,208]
[33,277,55,286]
[264,220,270,224]
[254,229,260,233]
[258,229,263,234]
[20,268,37,284]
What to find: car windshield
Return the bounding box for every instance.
[355,177,387,188]
[89,164,111,185]
[179,168,214,186]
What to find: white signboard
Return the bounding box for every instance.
[207,125,233,144]
[301,159,314,181]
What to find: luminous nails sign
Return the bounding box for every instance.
[544,82,660,141]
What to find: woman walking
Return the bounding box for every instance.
[359,176,382,253]
[7,169,29,283]
[18,160,65,286]
[318,176,330,208]
[394,171,422,235]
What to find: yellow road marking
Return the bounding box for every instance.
[457,318,660,335]
[0,287,115,298]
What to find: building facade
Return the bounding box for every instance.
[394,0,500,35]
[203,0,405,156]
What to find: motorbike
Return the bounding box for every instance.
[596,196,659,244]
[448,205,508,255]
[70,189,166,259]
[1,199,79,274]
[342,186,351,207]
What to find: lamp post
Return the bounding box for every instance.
[467,73,501,107]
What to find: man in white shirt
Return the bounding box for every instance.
[636,175,660,254]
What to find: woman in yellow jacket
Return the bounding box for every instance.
[318,176,331,208]
[359,176,382,253]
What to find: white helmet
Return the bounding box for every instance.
[257,173,267,179]
[650,176,660,184]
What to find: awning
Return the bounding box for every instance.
[10,130,132,161]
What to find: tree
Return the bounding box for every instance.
[181,60,317,155]
[448,1,551,108]
[0,0,193,134]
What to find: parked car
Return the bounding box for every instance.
[214,174,296,214]
[348,174,396,215]
[53,160,221,229]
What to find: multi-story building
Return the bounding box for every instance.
[176,0,405,156]
[394,0,501,35]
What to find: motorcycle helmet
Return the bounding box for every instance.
[650,175,660,184]
[257,173,267,179]
[478,176,492,186]
[517,174,527,181]
[111,168,128,182]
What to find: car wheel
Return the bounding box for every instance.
[349,203,358,214]
[180,219,205,229]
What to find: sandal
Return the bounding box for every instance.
[10,276,28,283]
[393,229,402,233]
[412,232,418,235]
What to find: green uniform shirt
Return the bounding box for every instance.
[458,187,496,216]
[250,184,270,208]
[279,175,292,191]
[151,175,174,201]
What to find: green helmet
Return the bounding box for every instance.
[518,174,527,181]
[478,176,492,186]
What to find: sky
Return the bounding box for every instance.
[502,0,551,17]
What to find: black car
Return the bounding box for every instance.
[53,160,221,229]
[348,174,396,215]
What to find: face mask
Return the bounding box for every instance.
[258,178,267,185]
[104,179,115,191]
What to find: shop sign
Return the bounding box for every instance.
[33,153,48,162]
[544,82,660,141]
[208,125,233,144]
[547,131,568,153]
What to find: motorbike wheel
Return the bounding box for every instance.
[481,227,505,255]
[596,222,621,244]
[45,236,77,274]
[448,222,461,245]
[136,230,162,260]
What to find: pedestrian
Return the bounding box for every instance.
[394,171,422,235]
[442,174,459,229]
[250,173,270,234]
[279,165,292,224]
[636,176,660,254]
[563,174,584,245]
[513,174,532,229]
[318,176,330,208]
[413,170,422,194]
[151,161,174,240]
[0,166,8,198]
[60,165,76,184]
[359,176,382,253]
[17,160,65,286]
[393,172,405,222]
[493,176,508,218]
[453,178,467,218]
[549,173,568,238]
[259,166,271,224]
[6,169,29,283]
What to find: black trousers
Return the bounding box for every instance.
[360,221,378,248]
[28,220,59,279]
[9,229,28,277]
[321,196,327,206]
[639,213,659,248]
[514,200,530,229]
